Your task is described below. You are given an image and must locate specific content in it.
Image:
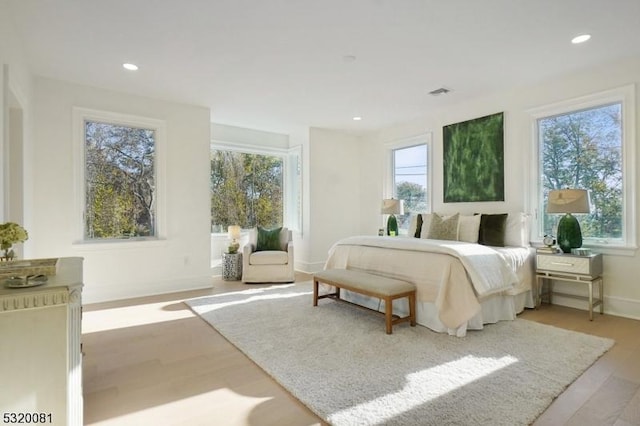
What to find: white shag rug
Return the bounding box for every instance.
[186,282,614,426]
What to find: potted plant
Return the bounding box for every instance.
[0,222,29,261]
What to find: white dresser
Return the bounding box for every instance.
[0,257,83,426]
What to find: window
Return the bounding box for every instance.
[531,85,636,251]
[387,135,431,235]
[210,144,301,232]
[73,108,165,242]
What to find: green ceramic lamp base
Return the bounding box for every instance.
[557,213,583,253]
[387,214,398,236]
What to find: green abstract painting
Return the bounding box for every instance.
[443,112,505,202]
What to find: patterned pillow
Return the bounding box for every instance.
[256,226,283,251]
[427,213,459,240]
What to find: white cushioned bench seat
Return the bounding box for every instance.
[313,268,416,334]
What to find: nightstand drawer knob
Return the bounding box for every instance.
[551,261,574,267]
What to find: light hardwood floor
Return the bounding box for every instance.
[83,273,640,426]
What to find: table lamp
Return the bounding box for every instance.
[381,199,404,236]
[546,189,590,253]
[227,225,241,253]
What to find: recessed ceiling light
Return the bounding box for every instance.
[353,116,362,121]
[571,34,591,44]
[122,63,139,71]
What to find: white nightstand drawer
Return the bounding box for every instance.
[536,254,592,275]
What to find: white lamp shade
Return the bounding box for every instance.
[381,199,404,215]
[547,189,590,214]
[227,225,242,240]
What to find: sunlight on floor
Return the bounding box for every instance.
[190,284,311,314]
[83,301,194,333]
[85,388,273,426]
[329,355,518,424]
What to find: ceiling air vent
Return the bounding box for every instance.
[429,87,451,96]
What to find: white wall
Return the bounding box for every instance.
[360,56,640,319]
[31,77,212,303]
[0,1,32,228]
[304,127,362,270]
[212,122,290,149]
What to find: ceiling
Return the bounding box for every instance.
[7,0,640,135]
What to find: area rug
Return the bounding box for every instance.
[186,282,614,426]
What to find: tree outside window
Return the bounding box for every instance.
[539,103,622,242]
[210,150,283,231]
[84,121,156,239]
[393,144,428,233]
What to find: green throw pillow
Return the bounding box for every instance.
[256,226,283,251]
[478,214,508,247]
[414,214,424,238]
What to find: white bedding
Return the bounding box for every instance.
[324,236,535,336]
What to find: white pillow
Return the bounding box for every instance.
[458,215,481,243]
[408,213,431,238]
[504,212,530,247]
[408,215,419,237]
[419,214,434,239]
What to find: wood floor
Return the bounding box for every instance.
[83,273,640,426]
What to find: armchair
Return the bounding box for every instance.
[242,227,295,283]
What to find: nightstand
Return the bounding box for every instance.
[535,252,603,320]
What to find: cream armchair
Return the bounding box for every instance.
[242,227,295,283]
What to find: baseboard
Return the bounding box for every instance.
[601,295,640,320]
[547,293,640,321]
[83,274,214,304]
[295,260,325,274]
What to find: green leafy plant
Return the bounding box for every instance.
[0,222,29,261]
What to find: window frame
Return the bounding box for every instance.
[72,107,167,246]
[527,85,636,255]
[210,140,302,234]
[384,133,432,234]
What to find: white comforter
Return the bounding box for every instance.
[331,236,519,297]
[324,236,527,331]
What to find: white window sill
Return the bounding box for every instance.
[72,237,167,251]
[582,243,637,257]
[532,240,637,257]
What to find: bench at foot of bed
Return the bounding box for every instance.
[313,269,416,334]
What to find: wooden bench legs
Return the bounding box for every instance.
[313,278,416,334]
[384,292,417,334]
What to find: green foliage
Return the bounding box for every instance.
[396,181,426,229]
[0,222,28,251]
[541,104,622,240]
[443,113,504,202]
[210,150,283,231]
[397,181,426,212]
[85,121,155,239]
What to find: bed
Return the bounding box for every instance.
[323,212,536,337]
